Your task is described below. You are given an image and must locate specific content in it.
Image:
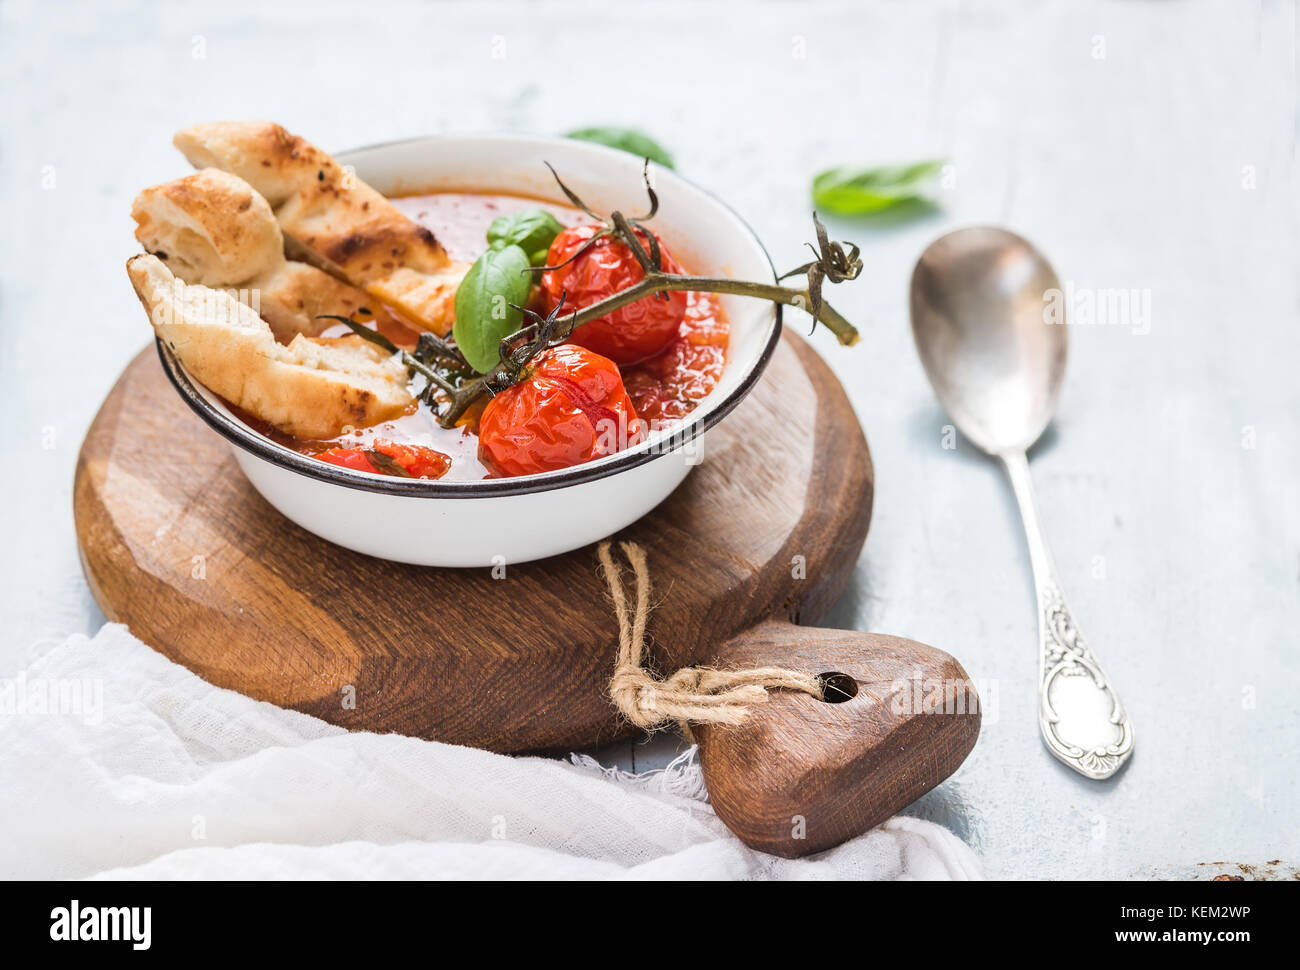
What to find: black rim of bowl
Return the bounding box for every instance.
[155,136,785,499]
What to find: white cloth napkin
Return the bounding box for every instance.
[0,624,981,880]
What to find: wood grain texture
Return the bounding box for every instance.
[696,620,981,858]
[75,328,979,856]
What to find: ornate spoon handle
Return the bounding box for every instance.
[1000,451,1134,779]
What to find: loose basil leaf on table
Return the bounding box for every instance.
[565,127,675,169]
[811,160,945,216]
[487,208,564,267]
[452,244,534,374]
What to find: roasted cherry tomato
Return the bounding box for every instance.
[541,224,687,365]
[316,439,452,479]
[478,343,643,477]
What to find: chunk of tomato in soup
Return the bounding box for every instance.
[621,292,729,424]
[316,440,452,479]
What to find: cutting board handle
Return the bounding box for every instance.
[693,618,981,858]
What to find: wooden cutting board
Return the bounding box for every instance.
[75,330,980,857]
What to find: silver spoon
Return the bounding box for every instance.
[909,227,1133,780]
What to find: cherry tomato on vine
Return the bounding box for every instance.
[316,440,452,479]
[478,343,643,478]
[541,224,687,365]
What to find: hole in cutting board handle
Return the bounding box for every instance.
[815,671,858,703]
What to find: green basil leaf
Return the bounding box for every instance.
[811,160,945,216]
[565,127,675,169]
[487,208,564,266]
[452,244,533,373]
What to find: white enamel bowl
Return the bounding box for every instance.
[158,133,782,566]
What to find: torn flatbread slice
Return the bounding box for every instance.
[132,170,417,343]
[127,254,414,440]
[131,168,284,287]
[173,121,464,335]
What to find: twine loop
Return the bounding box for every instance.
[598,541,822,734]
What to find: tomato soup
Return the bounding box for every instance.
[239,192,729,480]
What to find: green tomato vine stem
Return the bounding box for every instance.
[433,275,859,429]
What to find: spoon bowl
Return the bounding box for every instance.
[910,227,1066,456]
